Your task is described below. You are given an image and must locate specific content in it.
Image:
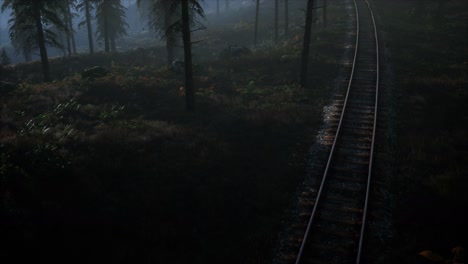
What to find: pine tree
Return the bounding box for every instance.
[1,0,67,82]
[67,0,78,54]
[95,0,128,53]
[77,0,97,54]
[138,0,204,111]
[137,0,204,65]
[137,0,178,64]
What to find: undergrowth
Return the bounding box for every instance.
[374,0,468,262]
[0,2,349,263]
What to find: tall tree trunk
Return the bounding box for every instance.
[299,0,314,87]
[225,0,229,12]
[104,16,110,53]
[64,14,72,56]
[323,0,327,27]
[164,10,174,65]
[254,0,260,46]
[85,0,94,54]
[284,0,289,36]
[34,8,51,82]
[274,0,279,44]
[67,4,77,54]
[216,0,219,16]
[181,0,194,112]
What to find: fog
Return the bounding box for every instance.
[0,1,466,264]
[0,0,302,64]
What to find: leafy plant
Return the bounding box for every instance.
[98,104,125,121]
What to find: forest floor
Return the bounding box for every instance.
[372,0,468,263]
[0,2,349,264]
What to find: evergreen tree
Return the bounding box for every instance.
[137,0,204,65]
[77,0,97,54]
[181,0,204,111]
[67,0,78,54]
[138,0,204,111]
[95,0,128,53]
[1,0,67,81]
[137,0,178,64]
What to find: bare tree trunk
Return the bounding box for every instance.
[34,7,51,82]
[181,0,195,111]
[85,0,94,54]
[299,0,314,87]
[254,0,260,46]
[164,10,174,65]
[274,0,279,44]
[216,0,219,16]
[64,14,72,56]
[225,0,229,12]
[284,0,289,36]
[67,4,77,54]
[104,16,110,53]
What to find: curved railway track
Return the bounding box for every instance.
[294,0,380,263]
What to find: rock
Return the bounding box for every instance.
[82,66,109,80]
[170,59,185,74]
[220,45,252,59]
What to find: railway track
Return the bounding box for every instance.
[294,0,380,263]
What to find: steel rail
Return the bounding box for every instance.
[294,0,360,263]
[356,0,380,263]
[294,0,381,262]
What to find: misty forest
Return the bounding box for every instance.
[0,0,466,263]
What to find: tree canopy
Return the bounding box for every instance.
[1,0,67,81]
